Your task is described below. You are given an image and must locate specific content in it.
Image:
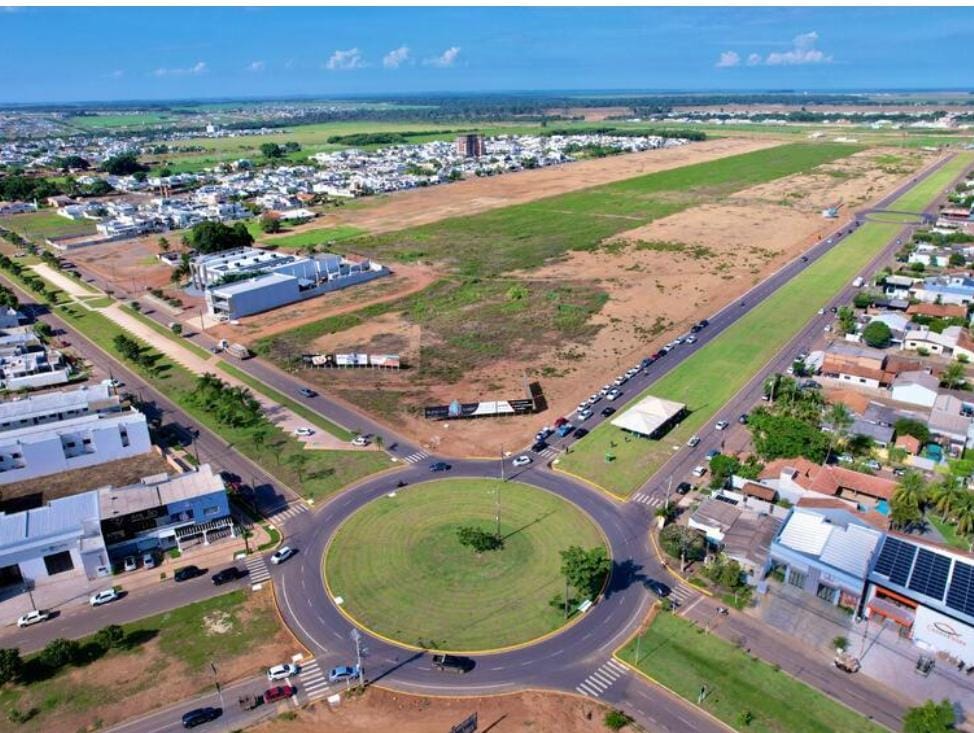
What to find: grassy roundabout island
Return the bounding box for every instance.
[325,478,608,651]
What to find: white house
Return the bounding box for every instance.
[891,370,940,408]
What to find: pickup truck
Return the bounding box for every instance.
[556,423,574,438]
[431,654,475,674]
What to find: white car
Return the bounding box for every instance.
[606,388,622,401]
[692,465,707,478]
[626,367,639,377]
[101,378,122,389]
[613,376,627,387]
[577,402,590,413]
[512,455,532,468]
[123,556,137,572]
[267,663,298,682]
[686,435,701,448]
[685,336,697,344]
[89,589,120,607]
[715,420,729,431]
[351,435,369,447]
[271,546,295,565]
[17,610,50,628]
[577,408,593,421]
[599,385,611,396]
[588,394,601,405]
[294,427,315,437]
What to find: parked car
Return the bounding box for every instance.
[351,435,369,447]
[530,441,547,453]
[675,482,692,495]
[599,385,611,396]
[715,420,729,431]
[512,455,532,468]
[297,388,317,398]
[600,406,616,418]
[553,417,569,428]
[328,665,360,683]
[685,335,697,344]
[556,423,574,437]
[143,552,156,569]
[641,357,654,369]
[182,707,221,729]
[738,413,749,425]
[606,388,622,401]
[613,376,627,387]
[263,685,296,703]
[692,465,707,478]
[271,547,295,565]
[174,565,205,582]
[865,459,882,471]
[686,435,700,448]
[123,556,137,572]
[89,589,120,607]
[577,408,593,421]
[573,428,589,439]
[587,394,601,406]
[17,610,50,628]
[267,663,298,681]
[294,427,315,437]
[212,567,243,585]
[430,462,451,472]
[432,654,475,674]
[706,449,720,461]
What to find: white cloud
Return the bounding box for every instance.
[715,51,740,68]
[383,46,410,69]
[246,60,266,73]
[153,61,207,77]
[326,48,365,71]
[747,53,762,66]
[424,46,461,68]
[765,31,832,66]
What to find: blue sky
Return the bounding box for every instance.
[1,6,972,103]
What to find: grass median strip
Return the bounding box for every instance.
[618,612,885,733]
[216,360,353,441]
[560,152,974,495]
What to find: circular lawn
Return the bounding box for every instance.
[324,478,606,651]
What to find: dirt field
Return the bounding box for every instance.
[70,235,195,304]
[305,147,931,457]
[270,137,779,236]
[544,105,634,121]
[254,688,613,733]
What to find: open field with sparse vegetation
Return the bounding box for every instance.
[0,211,96,242]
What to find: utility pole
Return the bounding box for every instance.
[495,480,502,538]
[351,628,364,688]
[210,661,225,711]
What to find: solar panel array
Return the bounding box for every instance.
[946,561,974,618]
[908,548,952,601]
[873,536,918,586]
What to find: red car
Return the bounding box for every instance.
[553,417,569,428]
[263,685,296,703]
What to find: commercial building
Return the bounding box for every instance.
[0,464,230,590]
[0,385,151,485]
[192,247,390,320]
[455,133,486,158]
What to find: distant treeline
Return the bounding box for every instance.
[542,126,707,141]
[325,130,471,146]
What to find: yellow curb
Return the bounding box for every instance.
[648,528,715,598]
[550,465,627,504]
[319,477,612,657]
[610,649,736,733]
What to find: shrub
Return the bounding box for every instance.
[604,709,633,731]
[832,635,848,651]
[456,526,503,552]
[39,637,80,670]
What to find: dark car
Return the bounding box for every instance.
[573,428,589,440]
[430,462,451,472]
[530,441,548,453]
[298,387,317,398]
[800,255,809,262]
[653,350,665,360]
[600,406,616,418]
[431,654,476,674]
[675,482,692,495]
[174,565,205,582]
[212,567,243,586]
[641,357,654,369]
[647,579,671,598]
[182,707,221,729]
[690,323,702,333]
[738,413,749,424]
[263,685,296,703]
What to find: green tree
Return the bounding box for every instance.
[260,143,285,159]
[837,306,857,334]
[157,236,171,253]
[285,451,310,484]
[951,494,974,536]
[902,699,955,733]
[940,361,967,389]
[891,471,928,530]
[0,647,23,685]
[658,524,706,563]
[186,221,254,254]
[895,418,930,444]
[101,152,147,176]
[94,624,125,651]
[930,478,966,519]
[604,709,634,731]
[560,545,611,600]
[456,526,504,552]
[39,638,80,670]
[747,410,830,463]
[949,252,966,267]
[259,215,282,234]
[654,501,678,524]
[861,320,892,348]
[824,402,854,463]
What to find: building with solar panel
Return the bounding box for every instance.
[769,504,974,666]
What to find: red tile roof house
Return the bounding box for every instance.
[756,457,898,510]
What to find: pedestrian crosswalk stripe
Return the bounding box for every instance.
[607,659,627,673]
[576,659,629,698]
[402,450,429,464]
[631,493,663,507]
[298,659,331,701]
[245,555,271,583]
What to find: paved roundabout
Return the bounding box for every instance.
[276,458,661,695]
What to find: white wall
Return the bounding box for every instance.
[912,604,974,666]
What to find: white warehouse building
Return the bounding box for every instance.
[0,385,152,485]
[191,247,390,320]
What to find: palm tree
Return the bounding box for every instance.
[951,494,974,538]
[824,403,853,464]
[940,361,967,390]
[895,470,929,509]
[930,477,966,520]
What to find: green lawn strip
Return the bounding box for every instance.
[353,143,860,278]
[216,360,353,441]
[618,613,885,733]
[7,284,390,503]
[0,211,97,242]
[927,513,972,552]
[560,152,974,495]
[325,478,605,651]
[0,591,277,729]
[119,304,213,360]
[259,225,367,250]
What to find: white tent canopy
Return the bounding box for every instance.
[610,395,686,437]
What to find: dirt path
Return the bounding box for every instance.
[30,263,93,297]
[271,136,782,236]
